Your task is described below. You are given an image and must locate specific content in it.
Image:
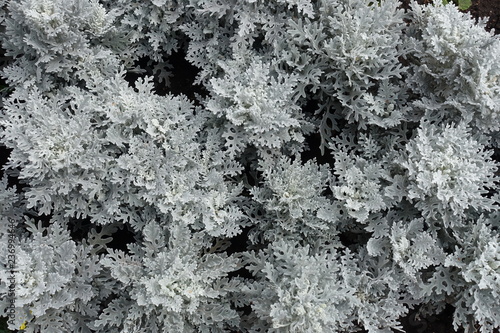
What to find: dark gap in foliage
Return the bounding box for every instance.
[167,49,207,101]
[301,98,338,167]
[0,146,14,185]
[226,227,254,281]
[123,56,174,96]
[124,50,206,102]
[67,216,94,243]
[226,226,251,256]
[302,132,335,168]
[251,33,266,53]
[400,303,464,333]
[492,145,500,167]
[339,229,371,249]
[225,228,255,288]
[106,224,137,253]
[124,57,151,89]
[239,146,262,188]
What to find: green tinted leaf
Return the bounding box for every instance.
[458,0,472,10]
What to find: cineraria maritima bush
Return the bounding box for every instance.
[0,0,499,332]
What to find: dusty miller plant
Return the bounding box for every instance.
[0,0,499,332]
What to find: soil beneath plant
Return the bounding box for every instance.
[467,0,500,34]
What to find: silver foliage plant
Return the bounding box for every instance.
[0,0,499,332]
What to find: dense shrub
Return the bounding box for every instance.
[0,0,498,332]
